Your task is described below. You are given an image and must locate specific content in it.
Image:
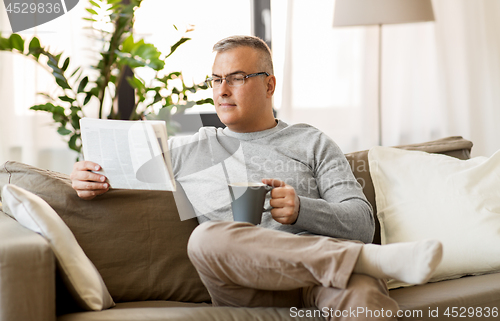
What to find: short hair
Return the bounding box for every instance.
[213,35,274,75]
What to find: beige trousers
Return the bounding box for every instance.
[187,221,399,320]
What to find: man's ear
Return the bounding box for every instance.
[266,75,276,98]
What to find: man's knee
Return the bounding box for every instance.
[188,221,250,260]
[188,221,223,257]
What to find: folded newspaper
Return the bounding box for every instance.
[80,118,176,191]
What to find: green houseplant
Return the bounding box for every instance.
[0,0,212,154]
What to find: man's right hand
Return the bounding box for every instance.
[70,161,110,200]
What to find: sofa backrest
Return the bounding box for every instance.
[345,136,473,244]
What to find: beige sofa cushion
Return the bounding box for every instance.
[390,273,500,317]
[58,301,324,321]
[0,161,210,304]
[2,184,115,310]
[344,136,473,244]
[369,147,500,288]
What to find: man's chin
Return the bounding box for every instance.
[218,117,241,132]
[216,111,237,125]
[219,118,237,129]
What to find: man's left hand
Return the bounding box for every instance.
[262,178,300,225]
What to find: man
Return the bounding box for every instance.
[71,35,442,320]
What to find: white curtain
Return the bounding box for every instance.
[272,0,379,153]
[432,0,500,157]
[275,0,500,157]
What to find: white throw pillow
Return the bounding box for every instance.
[1,184,115,310]
[368,147,500,289]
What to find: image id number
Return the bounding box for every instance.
[444,307,498,318]
[6,2,62,14]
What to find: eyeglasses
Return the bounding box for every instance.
[205,72,269,88]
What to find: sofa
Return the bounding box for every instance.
[0,136,499,321]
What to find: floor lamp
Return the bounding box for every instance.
[333,0,434,145]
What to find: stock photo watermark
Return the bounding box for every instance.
[290,306,499,319]
[3,0,79,32]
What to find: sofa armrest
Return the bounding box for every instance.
[0,211,56,321]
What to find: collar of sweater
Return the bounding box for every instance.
[222,119,287,141]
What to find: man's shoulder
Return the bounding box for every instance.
[281,122,344,154]
[286,122,322,133]
[282,123,330,141]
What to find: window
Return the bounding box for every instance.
[134,0,253,113]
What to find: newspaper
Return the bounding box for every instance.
[80,118,176,191]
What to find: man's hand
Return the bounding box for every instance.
[70,161,109,200]
[261,178,300,225]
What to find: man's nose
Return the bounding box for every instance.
[218,79,231,96]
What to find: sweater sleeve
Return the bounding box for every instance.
[292,134,375,243]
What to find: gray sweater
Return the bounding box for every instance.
[169,120,374,243]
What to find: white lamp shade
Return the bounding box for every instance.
[333,0,435,26]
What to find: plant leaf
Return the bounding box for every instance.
[0,34,12,50]
[129,39,145,56]
[89,0,101,8]
[68,134,80,153]
[56,78,72,90]
[52,108,68,124]
[86,8,98,15]
[119,56,146,68]
[89,87,100,97]
[121,35,134,53]
[196,98,214,105]
[52,105,66,116]
[28,37,41,59]
[47,56,59,70]
[61,57,70,71]
[152,92,162,104]
[9,34,24,52]
[57,126,72,136]
[70,110,81,130]
[166,37,190,58]
[51,70,65,81]
[30,103,55,112]
[147,58,165,70]
[136,43,160,60]
[126,76,145,90]
[70,66,81,78]
[78,76,89,93]
[59,95,75,103]
[109,3,121,12]
[83,93,93,105]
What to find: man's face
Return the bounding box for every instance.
[212,46,275,133]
